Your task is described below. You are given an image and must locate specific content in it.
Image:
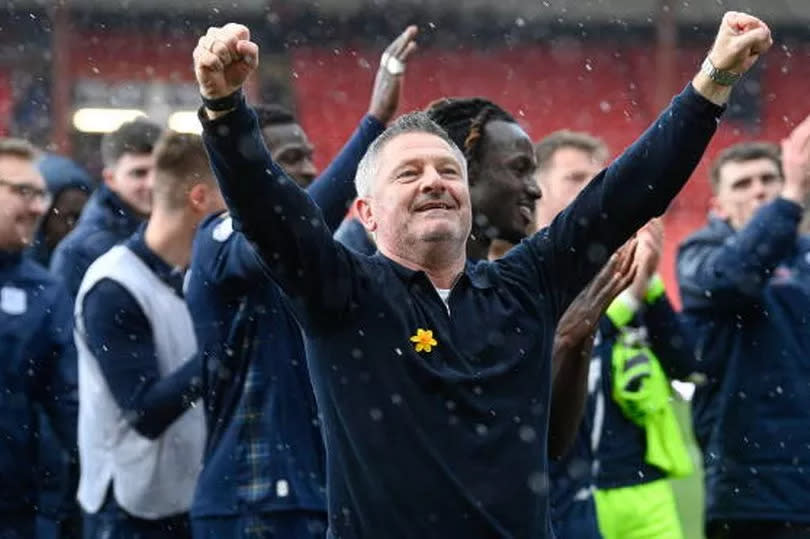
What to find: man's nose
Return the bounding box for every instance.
[419,166,445,191]
[525,178,541,200]
[302,158,317,179]
[753,177,769,199]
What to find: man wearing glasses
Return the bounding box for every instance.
[0,138,78,538]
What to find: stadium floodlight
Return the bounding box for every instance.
[167,111,202,135]
[73,108,147,133]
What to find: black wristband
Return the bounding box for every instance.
[201,88,243,111]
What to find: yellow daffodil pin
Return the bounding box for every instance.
[410,328,438,353]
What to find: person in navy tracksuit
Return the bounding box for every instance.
[50,119,161,297]
[27,154,92,539]
[0,138,77,539]
[677,126,810,539]
[186,27,416,538]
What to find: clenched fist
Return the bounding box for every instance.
[193,23,259,102]
[708,11,773,75]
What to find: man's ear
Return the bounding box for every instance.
[188,183,208,212]
[354,197,377,233]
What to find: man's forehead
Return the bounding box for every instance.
[482,120,532,152]
[117,152,154,168]
[0,155,43,185]
[550,146,602,169]
[262,122,311,150]
[719,157,780,182]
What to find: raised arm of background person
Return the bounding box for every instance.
[80,279,202,440]
[644,290,700,381]
[625,219,698,379]
[678,115,810,314]
[34,281,79,453]
[498,12,770,320]
[309,26,416,230]
[549,241,636,458]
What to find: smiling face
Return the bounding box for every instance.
[0,155,49,250]
[103,152,155,217]
[469,120,540,243]
[262,122,318,188]
[42,187,90,251]
[356,131,471,261]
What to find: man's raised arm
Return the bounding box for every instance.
[194,23,355,319]
[511,12,772,317]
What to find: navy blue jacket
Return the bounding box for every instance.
[188,115,385,519]
[201,84,721,538]
[592,294,695,490]
[0,251,78,515]
[335,217,376,255]
[26,154,93,521]
[50,184,143,297]
[677,198,810,524]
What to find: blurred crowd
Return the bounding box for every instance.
[1,10,809,539]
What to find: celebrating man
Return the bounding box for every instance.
[192,13,770,538]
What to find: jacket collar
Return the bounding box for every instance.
[376,252,494,290]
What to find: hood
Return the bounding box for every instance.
[27,154,95,266]
[37,153,94,199]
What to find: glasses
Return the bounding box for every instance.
[0,179,52,206]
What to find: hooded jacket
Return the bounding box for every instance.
[50,183,142,297]
[0,250,77,515]
[27,154,93,268]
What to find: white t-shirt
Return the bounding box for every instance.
[435,287,451,314]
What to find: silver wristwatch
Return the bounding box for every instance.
[701,57,741,86]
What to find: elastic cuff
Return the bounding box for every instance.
[362,114,387,134]
[683,82,727,118]
[645,274,666,304]
[201,88,243,111]
[606,290,641,328]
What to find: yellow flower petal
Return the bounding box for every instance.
[410,328,438,353]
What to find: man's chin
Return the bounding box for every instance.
[418,225,460,243]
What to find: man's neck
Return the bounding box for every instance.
[380,244,466,289]
[143,210,196,269]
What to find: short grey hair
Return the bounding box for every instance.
[355,111,467,198]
